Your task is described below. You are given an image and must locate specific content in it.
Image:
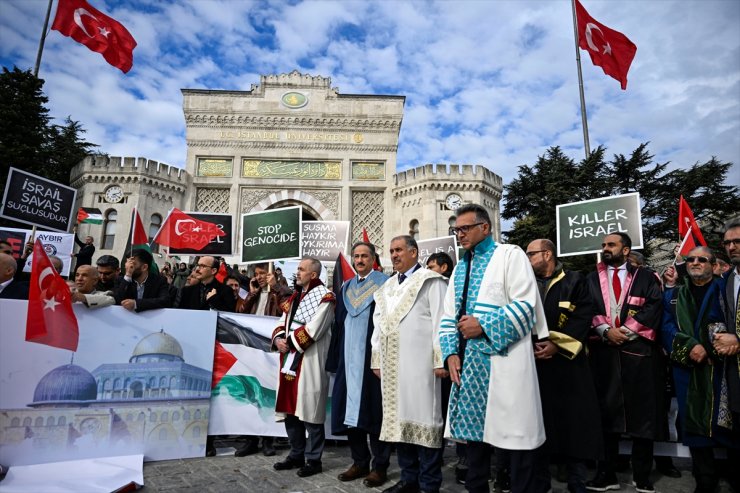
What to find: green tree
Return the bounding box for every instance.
[0,66,98,227]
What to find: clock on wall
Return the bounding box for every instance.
[104,185,124,203]
[445,193,463,210]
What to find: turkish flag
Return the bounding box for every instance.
[575,0,636,90]
[678,196,707,256]
[52,0,137,73]
[26,239,79,351]
[361,227,381,271]
[153,208,226,251]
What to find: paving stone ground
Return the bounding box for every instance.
[139,439,735,493]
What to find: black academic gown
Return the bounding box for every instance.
[535,268,603,460]
[587,262,666,440]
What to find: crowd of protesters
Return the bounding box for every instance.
[0,207,738,493]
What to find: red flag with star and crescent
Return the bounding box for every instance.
[575,0,637,90]
[677,195,707,256]
[51,0,137,73]
[26,239,79,351]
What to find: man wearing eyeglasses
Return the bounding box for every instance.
[662,245,739,492]
[525,239,602,493]
[178,256,236,312]
[439,204,548,493]
[585,233,664,493]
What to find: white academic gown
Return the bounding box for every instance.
[371,268,447,448]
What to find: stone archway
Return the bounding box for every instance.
[250,190,336,220]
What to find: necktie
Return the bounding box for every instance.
[398,273,406,284]
[358,277,365,283]
[612,268,621,327]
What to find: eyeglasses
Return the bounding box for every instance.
[685,256,712,264]
[526,250,546,258]
[722,239,740,247]
[452,222,484,235]
[195,263,214,270]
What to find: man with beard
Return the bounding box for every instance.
[526,239,602,493]
[178,256,236,312]
[272,258,335,478]
[586,233,664,493]
[663,246,739,492]
[240,263,292,317]
[372,235,447,493]
[327,242,390,488]
[71,265,114,308]
[114,249,171,312]
[95,255,121,292]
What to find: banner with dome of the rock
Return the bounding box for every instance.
[0,301,217,467]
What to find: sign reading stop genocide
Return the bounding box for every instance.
[556,192,643,257]
[241,206,302,263]
[0,168,77,233]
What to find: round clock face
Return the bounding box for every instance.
[446,193,463,210]
[104,186,124,203]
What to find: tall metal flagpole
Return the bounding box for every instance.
[571,0,591,159]
[34,0,55,77]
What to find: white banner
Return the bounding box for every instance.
[0,227,75,276]
[0,301,217,466]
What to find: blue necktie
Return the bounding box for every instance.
[398,273,406,284]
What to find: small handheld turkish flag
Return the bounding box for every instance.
[678,196,707,256]
[26,239,79,351]
[52,0,137,73]
[575,0,636,90]
[152,208,226,251]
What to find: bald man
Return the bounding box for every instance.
[71,265,114,309]
[0,253,29,300]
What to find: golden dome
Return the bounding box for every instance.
[130,330,183,361]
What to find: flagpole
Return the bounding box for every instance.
[571,0,591,159]
[34,0,55,77]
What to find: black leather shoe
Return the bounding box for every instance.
[381,480,421,493]
[234,441,259,457]
[262,437,276,457]
[585,472,620,491]
[273,456,304,470]
[296,460,322,477]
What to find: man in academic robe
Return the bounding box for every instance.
[662,246,739,493]
[372,235,447,493]
[714,221,740,491]
[440,205,547,493]
[586,233,665,493]
[327,242,390,488]
[527,239,602,493]
[272,257,335,478]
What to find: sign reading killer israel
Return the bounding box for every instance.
[556,192,643,257]
[0,168,77,233]
[301,221,350,263]
[169,212,233,255]
[241,206,302,263]
[417,235,459,267]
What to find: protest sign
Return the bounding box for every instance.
[0,168,77,233]
[168,212,233,255]
[301,221,350,263]
[241,206,301,263]
[556,192,643,257]
[0,301,217,466]
[417,235,459,266]
[0,227,74,276]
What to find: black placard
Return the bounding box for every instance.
[168,212,233,255]
[0,168,77,233]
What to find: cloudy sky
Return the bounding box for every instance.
[1,0,738,192]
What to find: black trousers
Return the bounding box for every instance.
[468,443,545,493]
[600,433,653,483]
[346,427,391,471]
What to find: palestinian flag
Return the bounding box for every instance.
[77,207,103,225]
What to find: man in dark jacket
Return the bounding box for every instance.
[178,256,235,312]
[586,233,664,493]
[73,231,95,270]
[0,253,28,300]
[114,248,171,312]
